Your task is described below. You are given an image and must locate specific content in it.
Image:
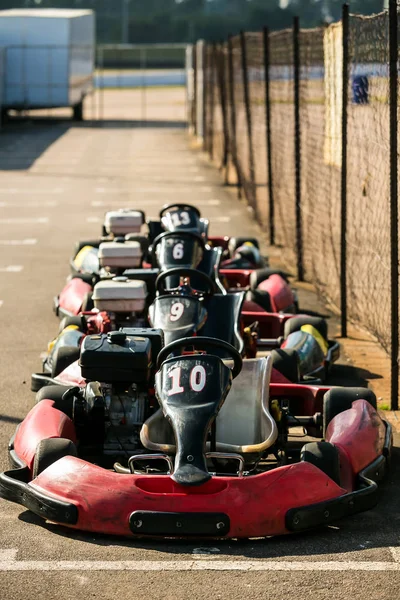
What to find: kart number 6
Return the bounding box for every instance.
[172,242,184,260]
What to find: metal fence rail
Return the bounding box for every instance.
[189,0,400,410]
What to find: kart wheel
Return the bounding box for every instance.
[249,267,289,290]
[36,385,75,418]
[300,441,341,485]
[271,348,300,383]
[81,291,94,312]
[284,315,328,341]
[58,315,87,334]
[33,438,78,478]
[323,387,377,436]
[228,237,260,255]
[51,346,81,378]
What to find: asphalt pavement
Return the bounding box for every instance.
[0,105,399,599]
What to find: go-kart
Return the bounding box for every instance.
[1,336,391,538]
[54,202,270,319]
[35,269,339,390]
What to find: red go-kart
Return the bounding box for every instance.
[1,336,391,538]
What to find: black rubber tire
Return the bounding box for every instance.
[35,385,75,418]
[300,441,341,485]
[81,292,94,312]
[284,315,328,341]
[51,346,81,378]
[271,348,300,383]
[249,267,289,290]
[58,315,87,334]
[323,387,377,436]
[229,237,260,254]
[72,100,84,121]
[33,438,78,478]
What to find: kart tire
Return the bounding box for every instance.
[271,348,300,383]
[284,315,328,341]
[58,315,87,334]
[323,387,377,436]
[81,292,94,312]
[300,441,341,485]
[51,346,81,378]
[228,237,260,255]
[33,438,78,478]
[249,268,289,290]
[36,385,75,418]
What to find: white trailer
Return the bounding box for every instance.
[0,9,95,120]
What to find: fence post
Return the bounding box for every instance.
[227,34,242,198]
[340,4,349,338]
[389,0,399,410]
[216,42,229,172]
[263,26,275,246]
[203,45,209,152]
[240,30,257,213]
[293,17,303,281]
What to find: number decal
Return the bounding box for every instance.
[190,365,206,392]
[172,242,184,260]
[168,367,184,396]
[171,211,191,227]
[170,302,184,322]
[167,366,207,396]
[180,211,191,225]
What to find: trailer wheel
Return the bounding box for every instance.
[73,100,84,121]
[33,438,77,478]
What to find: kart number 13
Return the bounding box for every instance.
[168,366,206,395]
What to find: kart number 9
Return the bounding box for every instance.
[170,302,184,322]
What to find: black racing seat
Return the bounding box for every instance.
[155,355,232,486]
[197,246,225,293]
[201,292,245,355]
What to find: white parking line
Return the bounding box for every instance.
[0,189,64,194]
[0,201,57,207]
[0,265,23,272]
[0,218,49,224]
[0,301,3,308]
[86,216,101,223]
[0,239,37,246]
[0,558,399,572]
[91,199,221,208]
[95,187,212,194]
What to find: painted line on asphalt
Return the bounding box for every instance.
[0,265,23,272]
[0,239,37,246]
[91,199,221,208]
[0,201,57,207]
[0,559,399,572]
[95,187,213,194]
[0,189,64,194]
[214,216,231,223]
[0,301,3,308]
[86,216,101,223]
[0,218,49,224]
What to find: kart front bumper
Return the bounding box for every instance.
[0,442,390,539]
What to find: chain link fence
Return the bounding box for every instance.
[190,1,400,409]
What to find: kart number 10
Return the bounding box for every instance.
[168,366,206,396]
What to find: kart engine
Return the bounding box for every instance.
[78,328,164,457]
[83,382,147,454]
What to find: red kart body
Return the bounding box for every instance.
[3,386,390,538]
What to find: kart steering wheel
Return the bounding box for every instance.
[155,267,215,297]
[159,203,201,220]
[157,336,243,379]
[151,230,206,266]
